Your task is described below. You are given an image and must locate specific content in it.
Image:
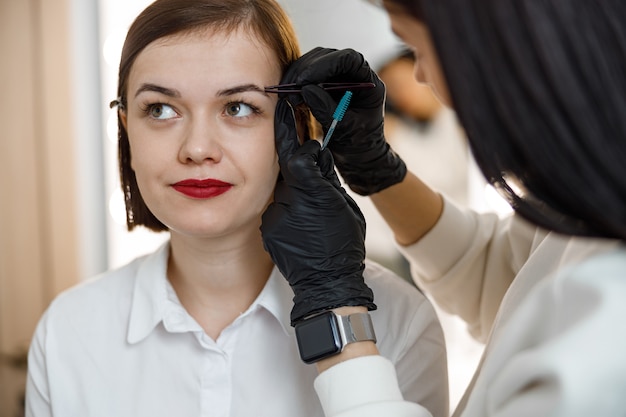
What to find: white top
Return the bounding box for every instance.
[26,242,448,417]
[314,199,626,416]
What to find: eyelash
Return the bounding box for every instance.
[224,99,263,119]
[139,101,176,119]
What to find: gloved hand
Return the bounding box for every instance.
[280,47,407,196]
[261,98,376,326]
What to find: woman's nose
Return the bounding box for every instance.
[178,117,223,164]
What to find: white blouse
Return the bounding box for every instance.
[26,242,448,417]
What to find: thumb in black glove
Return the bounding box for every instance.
[280,47,407,196]
[261,98,376,325]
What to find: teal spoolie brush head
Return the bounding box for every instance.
[321,91,353,149]
[333,90,353,121]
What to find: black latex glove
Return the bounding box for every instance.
[261,98,376,326]
[280,47,407,196]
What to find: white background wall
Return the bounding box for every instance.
[99,0,169,270]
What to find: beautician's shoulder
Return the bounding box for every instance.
[560,246,626,304]
[474,247,626,417]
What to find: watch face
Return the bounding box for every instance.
[295,312,342,364]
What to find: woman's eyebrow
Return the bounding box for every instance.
[133,82,268,98]
[217,83,268,97]
[134,83,181,98]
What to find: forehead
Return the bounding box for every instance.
[128,27,281,89]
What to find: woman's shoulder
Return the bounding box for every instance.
[363,259,424,304]
[554,245,626,314]
[478,246,626,416]
[362,259,442,335]
[542,244,626,305]
[566,244,626,281]
[495,245,626,358]
[44,253,152,321]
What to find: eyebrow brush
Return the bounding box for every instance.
[321,90,353,150]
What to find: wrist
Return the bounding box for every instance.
[334,148,407,196]
[331,305,368,315]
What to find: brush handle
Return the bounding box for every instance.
[321,119,339,150]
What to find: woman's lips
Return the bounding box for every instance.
[172,179,232,199]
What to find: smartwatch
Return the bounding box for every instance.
[294,311,377,364]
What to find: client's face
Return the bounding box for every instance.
[122,28,281,239]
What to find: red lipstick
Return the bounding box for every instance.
[172,179,232,199]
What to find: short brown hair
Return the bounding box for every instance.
[115,0,301,231]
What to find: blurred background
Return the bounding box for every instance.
[0,0,512,415]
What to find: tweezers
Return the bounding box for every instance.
[264,82,375,94]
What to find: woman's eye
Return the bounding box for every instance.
[147,103,177,120]
[225,102,255,118]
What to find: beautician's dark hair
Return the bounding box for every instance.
[390,0,626,240]
[114,0,301,231]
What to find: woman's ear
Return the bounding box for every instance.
[119,109,128,130]
[295,104,318,144]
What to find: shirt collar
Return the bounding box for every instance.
[254,266,295,337]
[127,242,295,344]
[127,241,171,344]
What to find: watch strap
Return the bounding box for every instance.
[338,312,377,345]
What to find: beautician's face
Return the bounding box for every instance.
[121,28,281,238]
[384,3,452,106]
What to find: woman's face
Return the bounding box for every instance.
[121,28,281,239]
[384,3,452,106]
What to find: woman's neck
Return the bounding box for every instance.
[166,230,274,340]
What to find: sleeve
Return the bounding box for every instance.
[25,312,53,417]
[314,355,433,417]
[397,198,542,342]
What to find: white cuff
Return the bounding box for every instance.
[314,355,431,417]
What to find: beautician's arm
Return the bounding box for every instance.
[370,171,443,246]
